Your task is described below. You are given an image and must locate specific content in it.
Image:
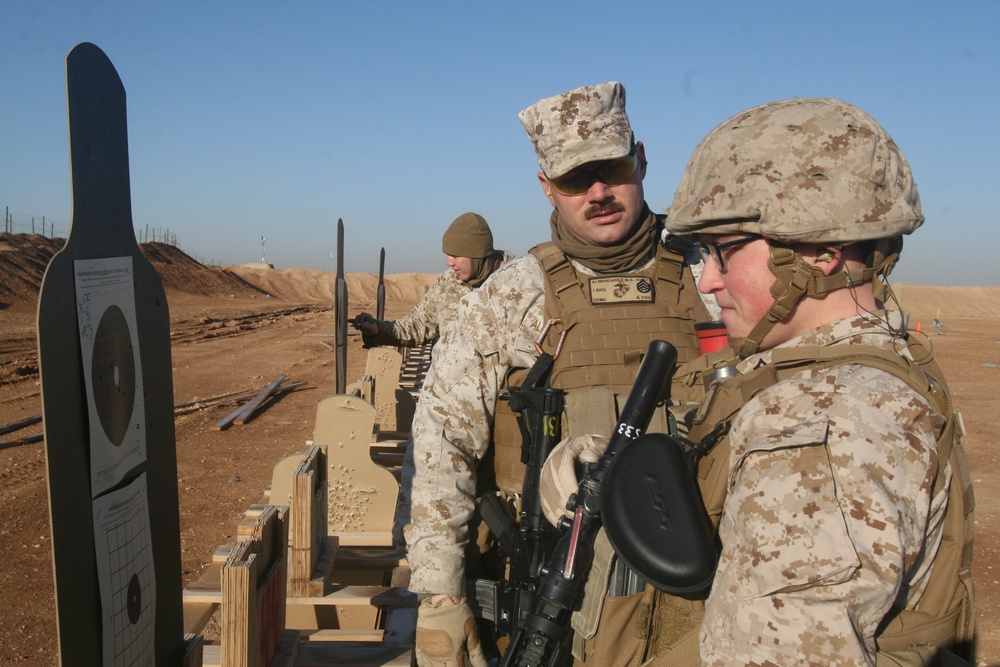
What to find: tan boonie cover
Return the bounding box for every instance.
[518,81,634,179]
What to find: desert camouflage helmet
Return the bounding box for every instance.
[666,98,923,244]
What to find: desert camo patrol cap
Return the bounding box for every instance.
[666,97,923,244]
[519,81,634,179]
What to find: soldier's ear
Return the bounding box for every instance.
[538,173,555,202]
[635,141,647,179]
[811,245,843,276]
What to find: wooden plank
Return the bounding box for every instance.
[286,585,416,607]
[173,389,255,411]
[331,531,394,547]
[214,544,237,562]
[290,642,413,667]
[211,375,288,431]
[289,446,328,597]
[183,601,217,636]
[305,535,339,597]
[186,583,416,608]
[221,505,289,667]
[372,433,410,445]
[0,413,42,435]
[213,402,253,432]
[301,628,384,642]
[175,382,306,416]
[183,557,225,598]
[333,546,407,570]
[244,504,270,519]
[369,451,405,467]
[0,432,43,450]
[202,644,221,667]
[234,374,288,425]
[181,588,224,604]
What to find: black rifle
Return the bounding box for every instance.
[498,339,678,667]
[475,383,566,636]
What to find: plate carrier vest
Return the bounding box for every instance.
[492,231,710,496]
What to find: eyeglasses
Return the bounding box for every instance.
[547,152,639,196]
[697,235,760,271]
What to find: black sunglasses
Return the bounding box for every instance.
[697,235,760,270]
[547,152,639,196]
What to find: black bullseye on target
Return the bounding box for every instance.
[127,573,142,624]
[91,304,137,446]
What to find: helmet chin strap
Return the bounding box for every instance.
[737,243,897,358]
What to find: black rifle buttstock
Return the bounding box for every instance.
[602,433,717,594]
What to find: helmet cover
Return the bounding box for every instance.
[666,98,923,244]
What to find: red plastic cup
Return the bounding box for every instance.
[695,321,729,354]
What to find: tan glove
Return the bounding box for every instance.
[539,434,610,527]
[415,596,488,667]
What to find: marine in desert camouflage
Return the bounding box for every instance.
[647,97,975,665]
[404,81,712,667]
[353,212,511,348]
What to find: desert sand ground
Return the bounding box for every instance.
[1,233,998,665]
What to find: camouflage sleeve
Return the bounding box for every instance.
[370,270,471,347]
[701,364,944,667]
[404,257,546,596]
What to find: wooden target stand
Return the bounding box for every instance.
[37,43,195,665]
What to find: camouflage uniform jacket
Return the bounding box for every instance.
[405,248,686,595]
[700,315,950,666]
[364,250,514,348]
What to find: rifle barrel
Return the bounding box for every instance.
[335,218,347,394]
[376,247,386,321]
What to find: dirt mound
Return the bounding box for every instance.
[139,242,269,298]
[0,233,269,309]
[0,233,438,314]
[227,266,438,310]
[0,233,64,307]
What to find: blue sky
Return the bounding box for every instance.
[2,1,998,286]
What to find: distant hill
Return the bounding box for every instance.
[0,232,437,311]
[1,232,996,319]
[227,264,437,308]
[0,233,267,307]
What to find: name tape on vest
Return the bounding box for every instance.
[589,276,655,304]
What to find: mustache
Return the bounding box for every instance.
[585,202,625,219]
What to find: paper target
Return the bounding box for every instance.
[75,257,147,497]
[94,474,156,667]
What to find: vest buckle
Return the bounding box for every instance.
[535,318,568,359]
